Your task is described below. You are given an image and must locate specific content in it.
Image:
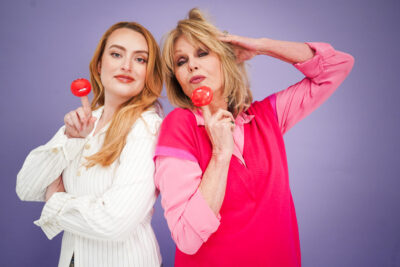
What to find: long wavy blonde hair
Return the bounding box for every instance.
[162,8,252,116]
[85,22,162,168]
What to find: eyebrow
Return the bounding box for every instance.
[173,53,185,63]
[174,45,207,55]
[108,44,148,54]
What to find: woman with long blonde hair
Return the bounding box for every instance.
[16,22,163,267]
[154,8,354,266]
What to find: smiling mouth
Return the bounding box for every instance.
[115,75,134,83]
[190,76,205,84]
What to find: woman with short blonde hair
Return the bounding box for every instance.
[162,9,252,116]
[154,8,354,266]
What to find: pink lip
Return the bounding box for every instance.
[190,75,205,84]
[115,75,134,83]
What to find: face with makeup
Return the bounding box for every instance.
[173,36,224,103]
[98,28,148,105]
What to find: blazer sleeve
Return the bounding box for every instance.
[16,126,86,201]
[33,113,162,241]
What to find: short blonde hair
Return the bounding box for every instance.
[162,8,252,116]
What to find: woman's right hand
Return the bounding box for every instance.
[202,106,235,160]
[64,100,97,138]
[45,175,65,202]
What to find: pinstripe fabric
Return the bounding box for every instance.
[16,107,162,267]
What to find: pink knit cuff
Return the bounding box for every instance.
[183,189,221,242]
[293,42,335,78]
[154,146,197,162]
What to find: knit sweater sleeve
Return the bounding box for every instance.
[258,42,354,134]
[154,109,220,255]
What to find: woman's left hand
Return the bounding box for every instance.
[218,32,264,63]
[45,175,65,201]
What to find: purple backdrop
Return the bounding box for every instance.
[1,0,399,266]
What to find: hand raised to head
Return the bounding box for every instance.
[218,32,263,63]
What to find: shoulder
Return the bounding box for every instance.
[130,108,163,139]
[247,96,274,115]
[160,108,196,135]
[163,108,194,125]
[155,108,201,161]
[157,108,198,147]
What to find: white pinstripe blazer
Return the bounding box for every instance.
[16,106,162,267]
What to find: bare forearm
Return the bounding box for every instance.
[199,154,231,216]
[257,38,315,64]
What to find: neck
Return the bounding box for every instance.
[99,93,125,125]
[100,104,118,125]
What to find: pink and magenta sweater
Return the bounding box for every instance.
[154,42,354,266]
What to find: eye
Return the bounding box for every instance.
[111,52,121,58]
[136,57,148,64]
[198,49,209,57]
[176,57,187,67]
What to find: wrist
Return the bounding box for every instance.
[211,150,232,164]
[257,38,273,55]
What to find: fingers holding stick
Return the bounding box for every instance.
[80,96,91,118]
[201,105,212,123]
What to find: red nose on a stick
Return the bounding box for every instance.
[191,86,213,107]
[71,78,91,97]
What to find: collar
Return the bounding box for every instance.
[92,105,104,119]
[88,106,108,138]
[88,105,159,138]
[191,108,255,126]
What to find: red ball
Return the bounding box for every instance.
[191,86,213,107]
[71,78,91,97]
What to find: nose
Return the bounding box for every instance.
[187,58,199,72]
[121,58,132,72]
